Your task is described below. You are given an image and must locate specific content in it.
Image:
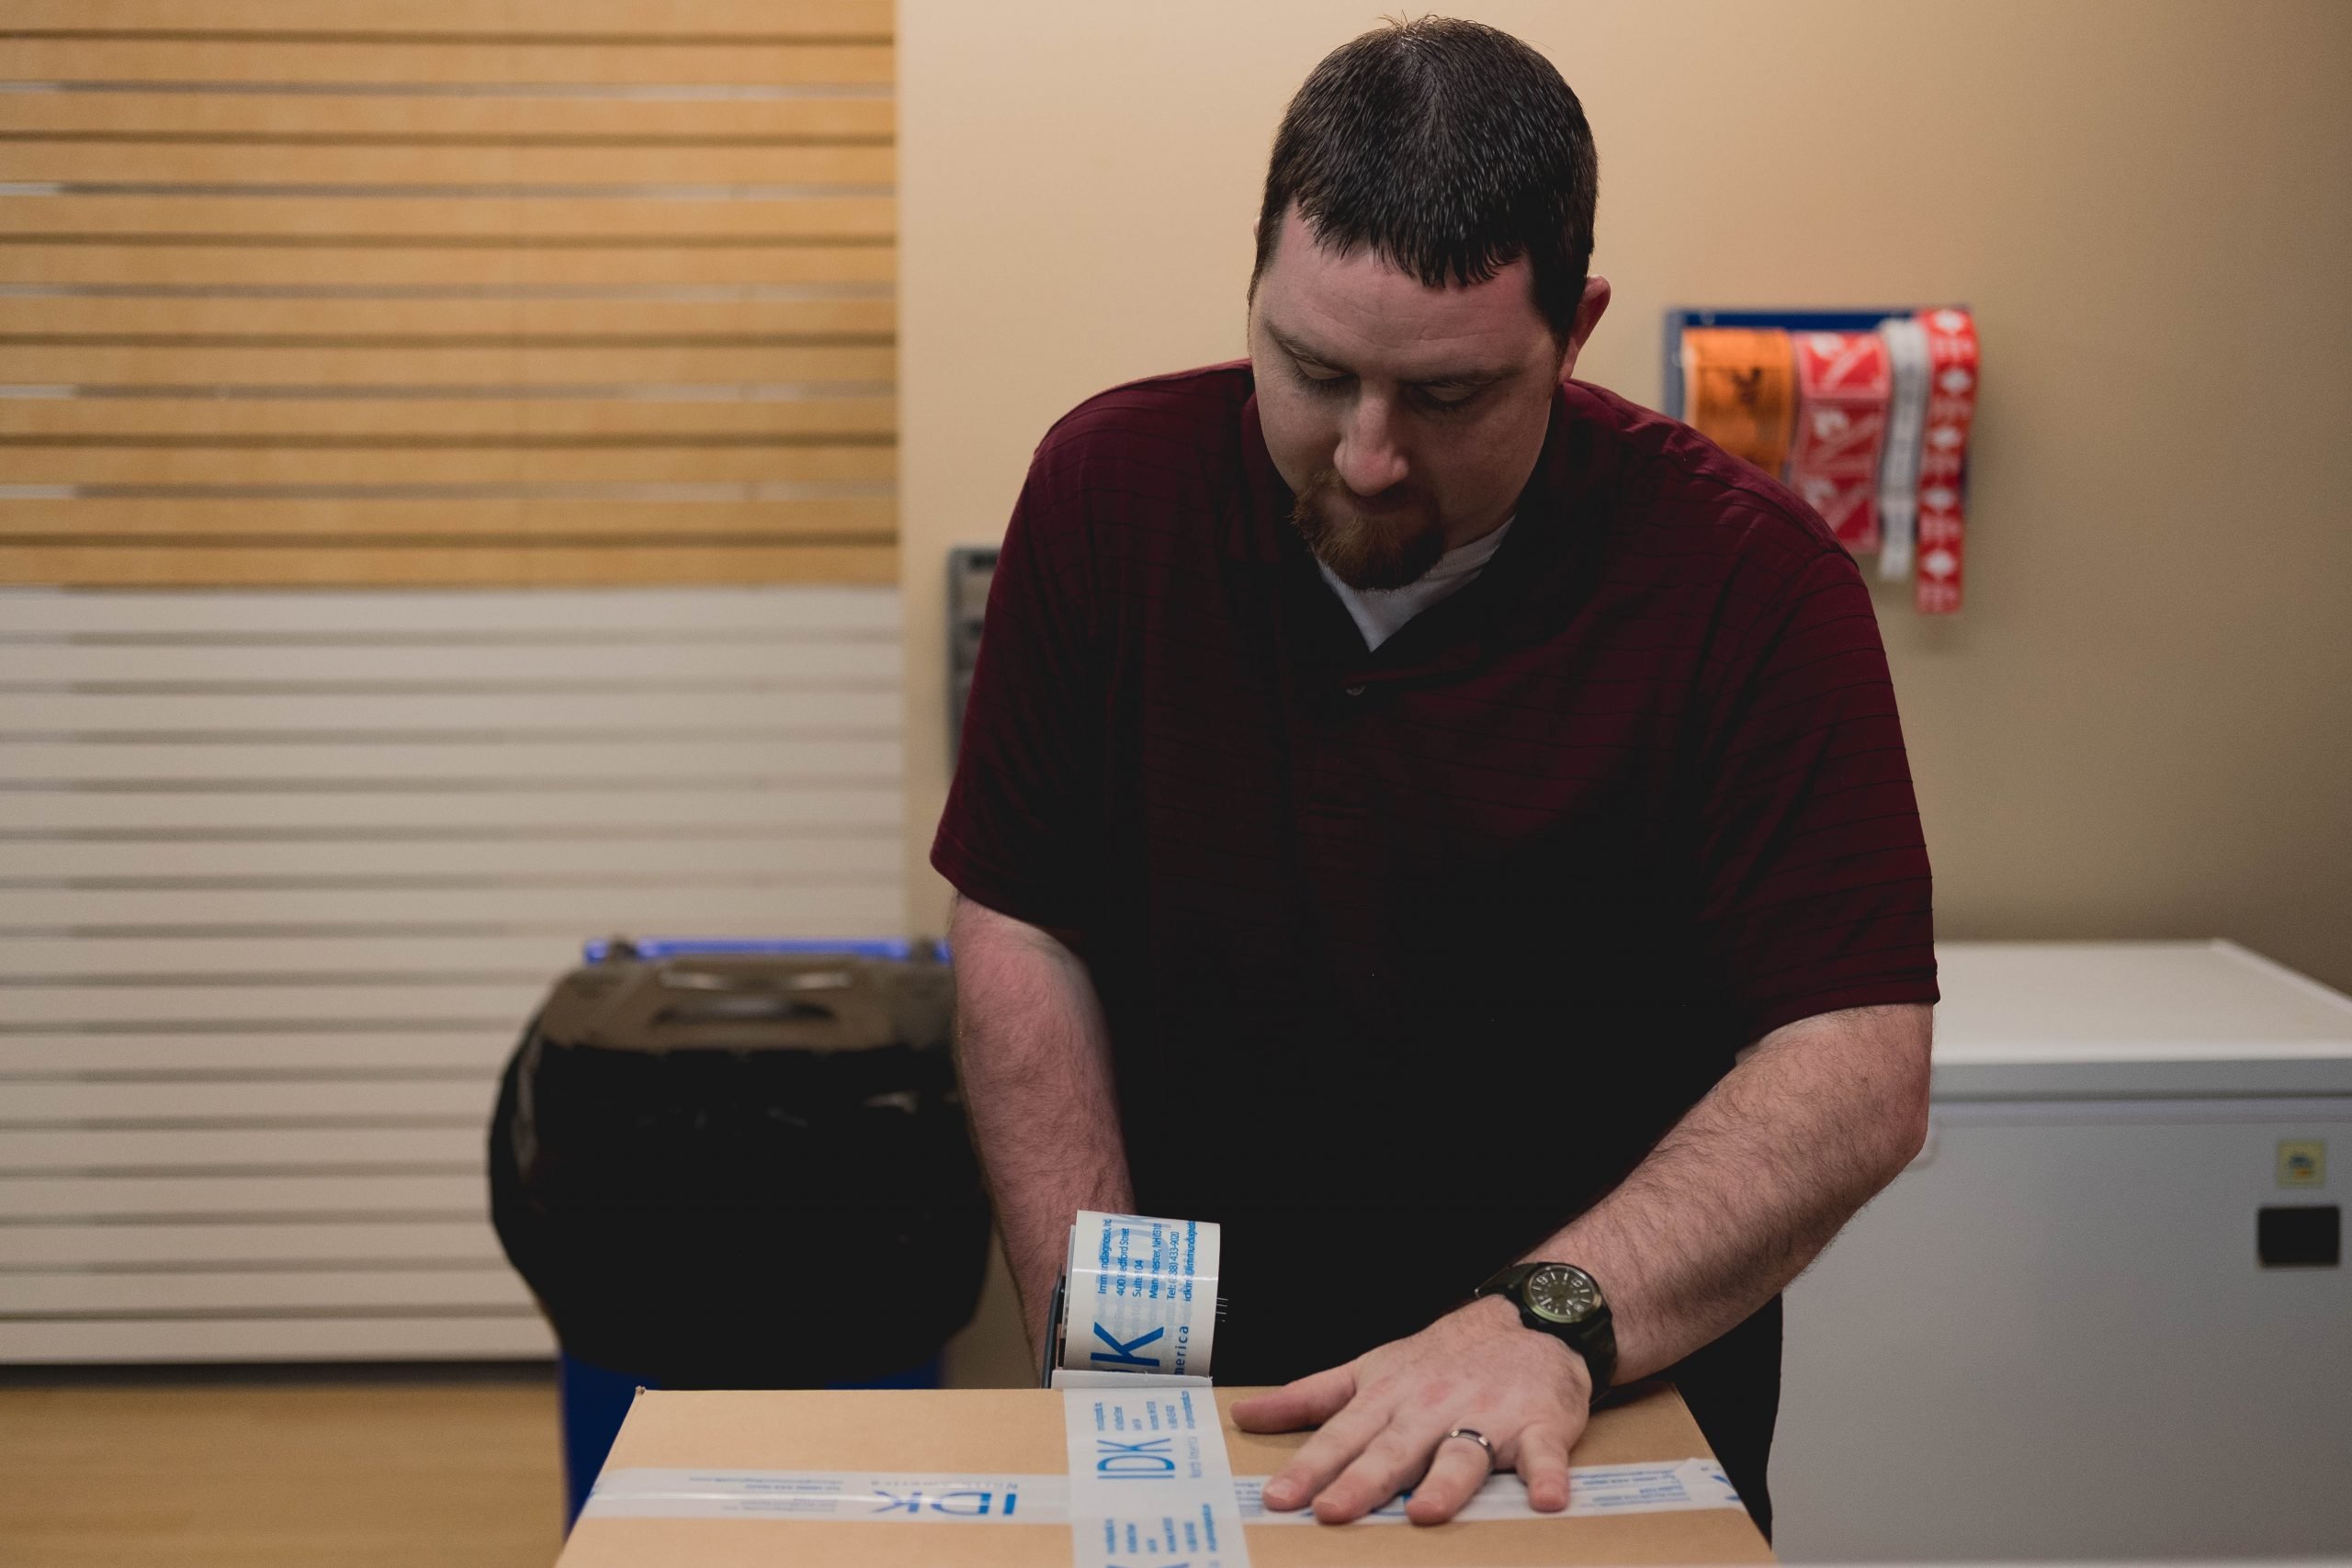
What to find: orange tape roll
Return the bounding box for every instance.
[1679,327,1796,475]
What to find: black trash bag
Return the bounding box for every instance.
[490,945,991,1388]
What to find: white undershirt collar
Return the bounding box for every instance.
[1315,516,1514,652]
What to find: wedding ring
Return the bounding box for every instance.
[1441,1427,1497,1470]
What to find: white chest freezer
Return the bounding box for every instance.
[1773,941,2352,1562]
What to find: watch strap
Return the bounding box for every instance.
[1474,1261,1617,1400]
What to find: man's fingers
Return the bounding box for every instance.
[1510,1422,1575,1513]
[1231,1364,1356,1434]
[1311,1422,1438,1523]
[1256,1392,1388,1513]
[1401,1432,1494,1525]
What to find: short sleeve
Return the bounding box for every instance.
[1690,542,1939,1042]
[929,447,1106,935]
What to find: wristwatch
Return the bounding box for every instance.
[1474,1261,1617,1400]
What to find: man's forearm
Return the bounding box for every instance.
[1521,1003,1932,1383]
[948,896,1134,1357]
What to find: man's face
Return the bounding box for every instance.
[1249,203,1607,590]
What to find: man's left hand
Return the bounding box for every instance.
[1228,1294,1592,1525]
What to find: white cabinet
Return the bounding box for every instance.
[1775,942,2352,1561]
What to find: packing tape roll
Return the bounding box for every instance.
[1046,1211,1222,1382]
[1875,315,1932,582]
[1786,329,1894,554]
[1679,327,1796,473]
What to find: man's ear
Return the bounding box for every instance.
[1558,276,1612,382]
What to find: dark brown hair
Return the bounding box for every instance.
[1250,17,1599,343]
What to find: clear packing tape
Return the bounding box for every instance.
[1679,309,1978,615]
[581,1458,1747,1524]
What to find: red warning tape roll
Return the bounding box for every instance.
[1786,331,1894,554]
[1914,309,1980,615]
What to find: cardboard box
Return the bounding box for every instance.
[559,1380,1774,1566]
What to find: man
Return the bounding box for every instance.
[934,17,1936,1536]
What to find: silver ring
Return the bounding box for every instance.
[1441,1427,1496,1469]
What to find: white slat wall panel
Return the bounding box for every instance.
[0,584,905,1362]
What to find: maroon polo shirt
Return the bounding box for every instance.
[934,361,1935,1525]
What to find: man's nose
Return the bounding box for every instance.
[1333,391,1408,497]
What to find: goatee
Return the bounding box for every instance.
[1288,468,1445,591]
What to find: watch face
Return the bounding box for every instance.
[1524,1264,1600,1325]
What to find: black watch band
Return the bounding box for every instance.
[1475,1260,1618,1401]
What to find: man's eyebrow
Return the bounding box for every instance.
[1264,325,1513,389]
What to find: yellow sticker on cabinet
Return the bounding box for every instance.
[2277,1141,2325,1188]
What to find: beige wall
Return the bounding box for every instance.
[900,0,2352,998]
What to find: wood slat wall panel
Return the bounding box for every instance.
[2,446,896,485]
[0,687,898,729]
[0,1127,492,1170]
[0,584,908,1359]
[0,295,897,335]
[0,1128,492,1175]
[0,1171,492,1219]
[9,1079,503,1121]
[0,1269,535,1315]
[6,142,897,185]
[0,1314,554,1364]
[6,788,900,832]
[2,1220,504,1267]
[2,3,908,1361]
[0,1032,521,1076]
[6,39,895,85]
[0,344,897,384]
[0,832,902,879]
[0,297,896,341]
[0,582,898,629]
[0,93,897,140]
[0,243,897,287]
[0,543,896,586]
[0,396,899,441]
[0,638,902,682]
[0,885,907,929]
[2,1,897,588]
[0,0,894,39]
[0,194,897,239]
[0,737,902,782]
[2,939,591,983]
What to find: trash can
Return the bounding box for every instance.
[488,938,991,1523]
